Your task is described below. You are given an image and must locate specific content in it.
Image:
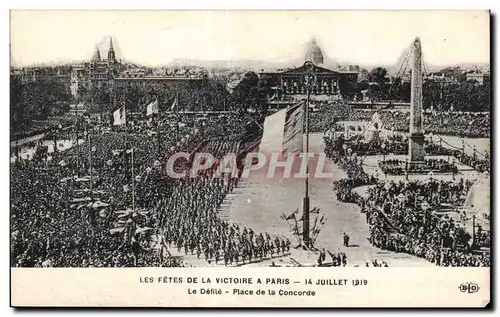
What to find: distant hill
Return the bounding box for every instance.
[169,58,295,71]
[169,56,346,72]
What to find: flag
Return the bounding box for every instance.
[327,250,336,259]
[269,91,278,101]
[168,94,179,112]
[310,207,320,214]
[285,213,296,221]
[110,227,125,235]
[371,112,383,130]
[282,102,305,155]
[135,227,152,235]
[311,214,319,231]
[312,227,321,238]
[259,102,304,156]
[113,106,126,126]
[146,99,159,116]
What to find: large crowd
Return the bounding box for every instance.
[11,91,491,268]
[157,140,292,266]
[309,99,490,138]
[366,180,490,267]
[11,107,294,267]
[378,158,457,175]
[343,109,490,138]
[324,133,490,267]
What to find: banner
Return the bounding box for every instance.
[146,99,159,116]
[168,94,179,112]
[113,107,126,126]
[259,102,304,156]
[282,102,305,155]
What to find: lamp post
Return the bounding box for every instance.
[421,201,430,230]
[405,158,409,180]
[342,143,348,156]
[471,210,477,249]
[301,61,317,249]
[452,158,456,180]
[381,142,386,162]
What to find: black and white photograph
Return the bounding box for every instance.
[9,10,491,307]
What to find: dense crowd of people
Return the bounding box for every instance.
[11,108,283,267]
[379,158,457,175]
[365,180,490,267]
[309,99,490,138]
[342,109,490,138]
[324,129,490,267]
[11,89,491,268]
[158,140,292,266]
[11,128,176,267]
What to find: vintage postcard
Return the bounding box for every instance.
[10,10,490,307]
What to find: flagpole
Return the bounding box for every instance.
[75,105,80,176]
[89,129,93,203]
[303,86,311,248]
[131,147,135,212]
[156,103,161,155]
[123,87,127,128]
[176,93,179,141]
[301,61,316,249]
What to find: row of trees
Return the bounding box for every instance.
[74,79,235,116]
[10,70,264,138]
[94,72,269,116]
[10,77,72,134]
[231,72,271,114]
[354,67,490,112]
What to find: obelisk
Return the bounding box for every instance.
[409,37,425,163]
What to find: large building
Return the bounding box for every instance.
[259,38,358,100]
[305,38,324,65]
[466,71,490,85]
[68,38,122,99]
[15,65,72,91]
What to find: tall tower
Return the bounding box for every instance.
[107,37,116,62]
[91,45,101,62]
[409,37,425,163]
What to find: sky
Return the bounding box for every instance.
[10,10,490,67]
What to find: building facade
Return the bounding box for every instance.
[466,71,490,85]
[259,38,359,99]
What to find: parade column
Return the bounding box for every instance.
[409,37,425,163]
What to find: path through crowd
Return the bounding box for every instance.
[176,133,433,267]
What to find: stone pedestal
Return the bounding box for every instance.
[409,134,425,163]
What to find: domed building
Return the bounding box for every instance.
[305,38,324,65]
[259,37,359,101]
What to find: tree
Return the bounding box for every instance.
[367,67,389,84]
[10,76,24,132]
[232,72,267,113]
[10,77,71,134]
